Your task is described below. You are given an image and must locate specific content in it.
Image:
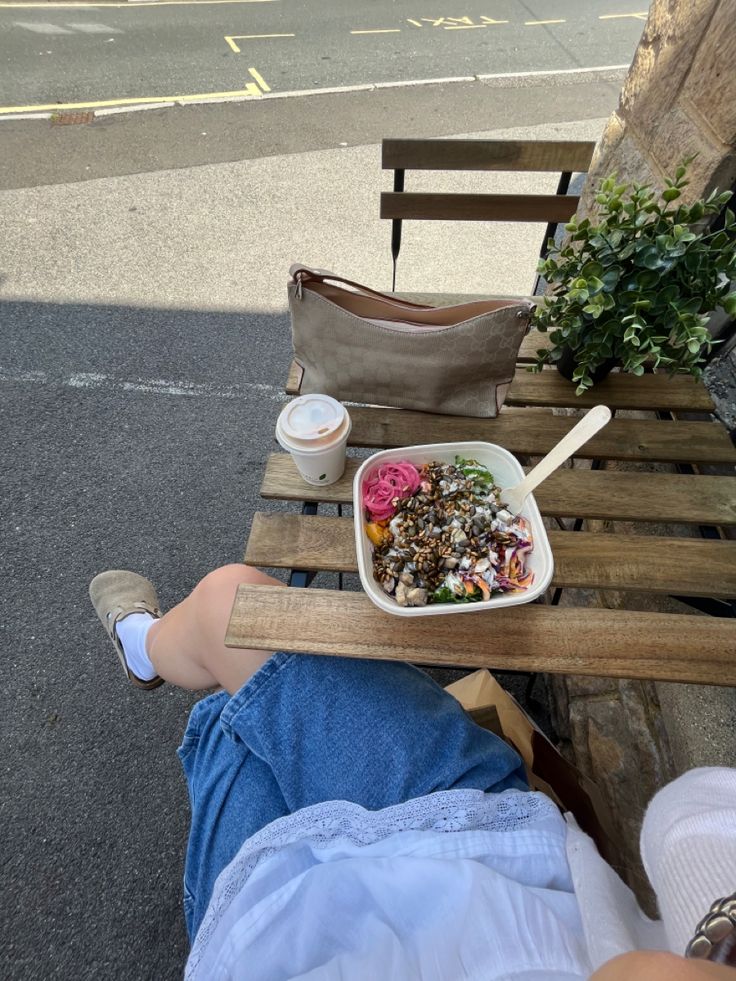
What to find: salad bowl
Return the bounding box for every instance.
[353,441,554,617]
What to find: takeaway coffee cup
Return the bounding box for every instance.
[276,394,352,486]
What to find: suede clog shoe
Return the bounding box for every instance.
[89,570,163,690]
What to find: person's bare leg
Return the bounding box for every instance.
[146,564,285,694]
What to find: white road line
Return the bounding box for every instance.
[65,23,123,34]
[475,63,629,80]
[0,64,632,120]
[13,21,74,33]
[0,367,288,401]
[0,368,48,383]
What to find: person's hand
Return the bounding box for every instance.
[591,951,736,980]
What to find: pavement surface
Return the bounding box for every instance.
[0,65,610,975]
[0,0,646,110]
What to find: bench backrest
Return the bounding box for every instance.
[380,138,596,289]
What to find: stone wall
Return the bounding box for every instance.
[544,0,736,904]
[582,0,736,207]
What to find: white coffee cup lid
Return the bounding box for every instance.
[278,394,346,445]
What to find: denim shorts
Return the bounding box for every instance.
[177,653,528,941]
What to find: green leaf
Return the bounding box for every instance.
[662,187,681,202]
[600,269,621,290]
[679,297,703,315]
[643,249,664,270]
[654,285,678,306]
[581,261,604,279]
[636,269,660,289]
[722,293,736,317]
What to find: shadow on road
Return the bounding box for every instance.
[2,298,299,980]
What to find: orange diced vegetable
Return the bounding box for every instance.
[366,522,389,546]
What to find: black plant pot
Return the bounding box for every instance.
[555,346,619,385]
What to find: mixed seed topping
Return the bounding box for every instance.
[364,458,534,607]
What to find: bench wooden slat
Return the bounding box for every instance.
[261,454,736,526]
[381,191,579,223]
[520,331,553,363]
[285,360,714,411]
[345,406,736,465]
[507,370,715,412]
[245,513,736,598]
[227,584,736,687]
[382,138,596,173]
[286,360,303,396]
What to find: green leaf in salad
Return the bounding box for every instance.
[454,457,495,492]
[429,584,484,605]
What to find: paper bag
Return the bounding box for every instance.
[446,670,618,864]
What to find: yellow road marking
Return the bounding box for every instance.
[0,0,276,6]
[225,33,294,52]
[444,24,485,29]
[0,82,262,114]
[599,11,648,19]
[350,29,401,34]
[406,19,422,27]
[248,66,270,91]
[525,19,566,25]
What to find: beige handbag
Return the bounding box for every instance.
[288,265,533,417]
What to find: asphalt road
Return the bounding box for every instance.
[0,0,646,110]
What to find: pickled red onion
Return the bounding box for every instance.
[363,461,420,520]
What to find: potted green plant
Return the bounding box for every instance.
[530,163,736,394]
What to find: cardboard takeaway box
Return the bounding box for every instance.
[446,670,618,865]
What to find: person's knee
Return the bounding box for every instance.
[193,564,277,612]
[195,565,252,605]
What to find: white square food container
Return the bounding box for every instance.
[353,442,554,617]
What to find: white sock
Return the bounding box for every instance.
[115,612,158,681]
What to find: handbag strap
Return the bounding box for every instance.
[289,264,434,310]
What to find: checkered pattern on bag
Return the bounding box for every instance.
[289,285,530,418]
